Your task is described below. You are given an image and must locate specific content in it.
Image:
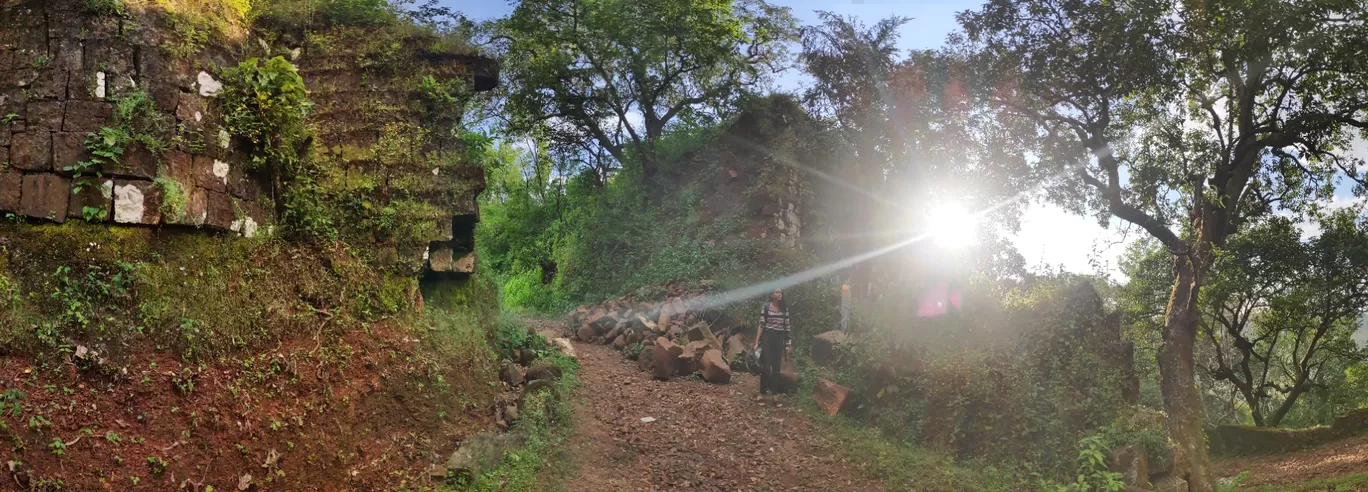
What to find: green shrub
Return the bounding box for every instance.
[217,56,324,238]
[492,314,550,361]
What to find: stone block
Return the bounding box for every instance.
[51,132,90,173]
[193,154,229,192]
[112,180,162,224]
[429,246,476,273]
[0,88,26,131]
[51,37,82,73]
[651,338,684,380]
[813,378,851,416]
[67,179,113,222]
[701,349,732,384]
[165,150,192,183]
[230,198,267,238]
[67,71,99,101]
[175,91,206,125]
[28,70,67,100]
[811,330,849,368]
[82,41,135,81]
[0,169,21,212]
[19,174,70,222]
[26,101,63,131]
[204,189,234,230]
[165,185,207,227]
[10,131,51,171]
[62,101,113,133]
[105,144,158,179]
[226,161,262,200]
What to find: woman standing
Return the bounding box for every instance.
[753,289,792,396]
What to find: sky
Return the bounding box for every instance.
[445,0,1367,281]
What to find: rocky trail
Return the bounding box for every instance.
[525,318,886,492]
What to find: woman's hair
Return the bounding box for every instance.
[769,289,787,313]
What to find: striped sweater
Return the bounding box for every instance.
[760,304,791,332]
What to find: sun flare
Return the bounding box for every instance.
[926,203,978,249]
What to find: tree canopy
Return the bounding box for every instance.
[495,0,799,182]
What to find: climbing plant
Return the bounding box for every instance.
[217,56,326,238]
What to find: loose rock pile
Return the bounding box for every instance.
[566,285,801,392]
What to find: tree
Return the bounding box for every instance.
[800,14,1032,306]
[495,0,798,183]
[1209,211,1368,427]
[960,0,1368,489]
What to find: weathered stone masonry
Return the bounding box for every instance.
[0,2,268,232]
[0,1,496,277]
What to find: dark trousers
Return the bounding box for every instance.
[759,329,788,394]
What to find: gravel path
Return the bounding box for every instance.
[548,329,885,492]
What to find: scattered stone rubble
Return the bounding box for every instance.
[564,282,803,392]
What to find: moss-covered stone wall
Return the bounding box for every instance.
[0,1,272,232]
[0,0,493,278]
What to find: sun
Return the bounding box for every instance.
[926,203,979,249]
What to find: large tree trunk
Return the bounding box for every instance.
[1160,255,1216,492]
[1266,384,1308,428]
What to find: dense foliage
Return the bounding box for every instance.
[495,0,799,182]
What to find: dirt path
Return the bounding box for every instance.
[1214,434,1368,488]
[539,321,885,492]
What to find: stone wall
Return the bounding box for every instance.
[282,23,495,276]
[1208,407,1368,456]
[0,1,269,232]
[0,0,494,276]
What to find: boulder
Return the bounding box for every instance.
[569,306,589,327]
[700,349,732,384]
[811,331,849,367]
[637,315,658,333]
[552,338,576,358]
[603,326,621,344]
[500,361,524,387]
[651,338,684,380]
[657,303,673,334]
[683,340,712,360]
[637,341,656,372]
[676,348,700,377]
[724,335,748,360]
[813,378,851,416]
[686,323,724,351]
[526,363,563,382]
[445,431,528,479]
[576,324,595,342]
[1109,444,1150,489]
[590,313,618,332]
[612,334,626,349]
